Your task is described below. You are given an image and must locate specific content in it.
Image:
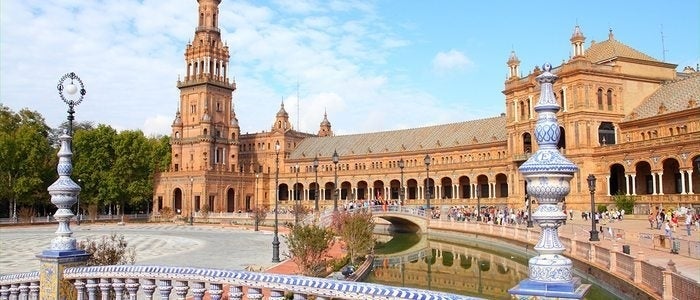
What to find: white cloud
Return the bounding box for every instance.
[432,49,473,74]
[0,0,483,138]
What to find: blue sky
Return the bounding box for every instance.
[1,0,698,136]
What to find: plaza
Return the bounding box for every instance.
[0,224,284,275]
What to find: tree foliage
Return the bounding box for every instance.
[331,210,375,264]
[283,223,335,277]
[0,106,171,217]
[612,192,635,213]
[0,105,54,217]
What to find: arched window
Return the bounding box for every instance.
[606,89,613,110]
[557,126,566,149]
[598,122,616,145]
[597,88,604,110]
[522,132,532,153]
[203,128,208,136]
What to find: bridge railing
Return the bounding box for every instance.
[430,220,700,300]
[1,265,479,300]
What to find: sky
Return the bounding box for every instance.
[1,0,698,137]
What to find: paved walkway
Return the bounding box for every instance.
[534,215,699,282]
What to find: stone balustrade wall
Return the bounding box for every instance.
[430,220,700,300]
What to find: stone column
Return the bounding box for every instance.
[606,175,611,196]
[631,174,637,195]
[652,173,658,195]
[680,170,686,194]
[688,170,694,194]
[625,174,631,195]
[658,172,665,195]
[38,133,90,300]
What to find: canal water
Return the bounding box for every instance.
[366,233,620,299]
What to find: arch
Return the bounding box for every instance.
[203,128,208,136]
[324,182,334,201]
[357,181,368,200]
[522,132,532,153]
[598,122,616,145]
[309,182,320,201]
[423,177,435,200]
[519,101,525,119]
[459,254,472,270]
[342,181,353,200]
[693,156,700,195]
[597,88,604,110]
[440,177,453,199]
[634,161,652,195]
[557,126,566,149]
[173,188,183,213]
[293,183,304,201]
[389,179,401,200]
[226,188,235,212]
[661,158,681,194]
[373,180,385,200]
[441,251,454,267]
[279,183,289,201]
[407,179,418,200]
[495,173,508,197]
[476,175,489,198]
[459,176,472,198]
[479,260,491,272]
[606,89,613,110]
[609,164,626,196]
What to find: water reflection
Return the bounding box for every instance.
[368,233,616,299]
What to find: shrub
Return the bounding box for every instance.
[283,223,335,277]
[612,192,635,213]
[77,233,136,266]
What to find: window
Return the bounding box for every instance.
[598,122,616,145]
[597,88,604,110]
[606,89,613,111]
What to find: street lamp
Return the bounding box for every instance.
[57,72,86,137]
[424,154,431,211]
[272,141,281,262]
[313,156,319,212]
[255,172,259,231]
[526,193,533,228]
[77,179,83,225]
[398,158,405,206]
[332,150,339,211]
[294,163,300,225]
[587,174,599,241]
[189,177,194,226]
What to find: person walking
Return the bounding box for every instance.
[686,211,694,236]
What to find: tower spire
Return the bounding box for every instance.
[570,25,586,58]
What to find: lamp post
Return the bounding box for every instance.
[587,174,599,241]
[424,154,431,211]
[272,141,281,262]
[332,150,339,211]
[254,172,259,231]
[398,158,405,206]
[476,186,482,222]
[57,72,86,137]
[189,177,194,226]
[526,193,533,228]
[77,179,83,225]
[294,163,300,225]
[313,156,319,212]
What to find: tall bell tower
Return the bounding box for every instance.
[171,0,238,172]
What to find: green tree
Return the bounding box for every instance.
[612,192,635,214]
[112,130,153,213]
[73,125,118,213]
[283,223,335,276]
[333,210,375,265]
[0,106,54,218]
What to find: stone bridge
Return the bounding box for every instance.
[317,205,429,233]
